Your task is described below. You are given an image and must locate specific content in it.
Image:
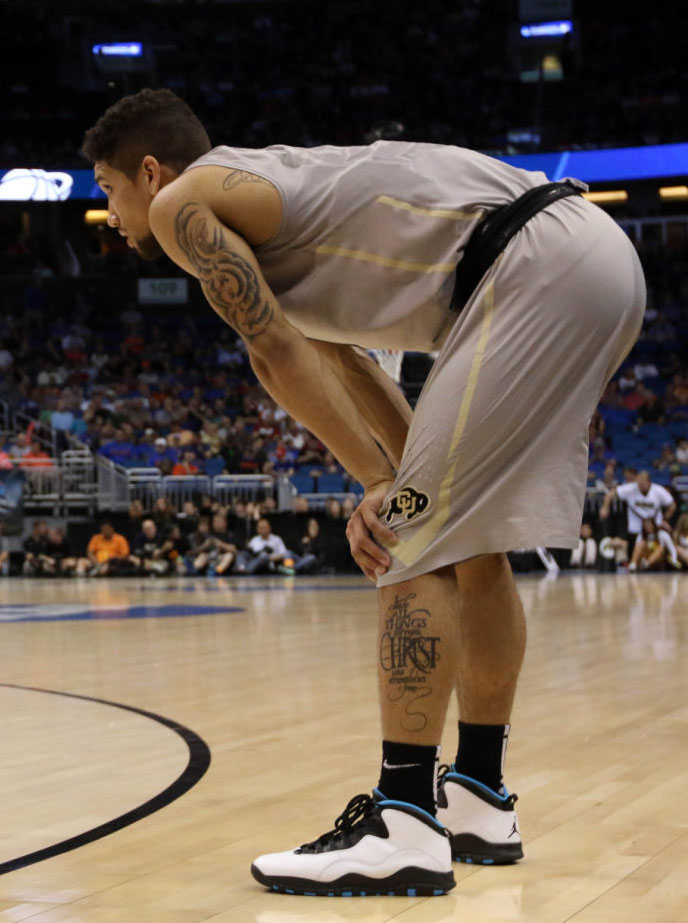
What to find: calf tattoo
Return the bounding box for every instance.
[380,593,440,732]
[174,201,273,339]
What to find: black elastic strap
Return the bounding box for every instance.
[451,180,582,312]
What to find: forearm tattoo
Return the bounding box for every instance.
[174,202,273,339]
[379,593,440,732]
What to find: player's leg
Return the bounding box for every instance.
[435,552,526,864]
[676,543,688,566]
[646,542,666,570]
[251,565,457,896]
[658,529,680,568]
[629,538,645,571]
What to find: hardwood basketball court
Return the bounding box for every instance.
[0,571,686,922]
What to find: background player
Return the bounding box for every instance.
[600,469,679,569]
[82,88,645,897]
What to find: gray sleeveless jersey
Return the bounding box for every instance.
[185,142,549,351]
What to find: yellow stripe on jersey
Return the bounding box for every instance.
[376,195,485,222]
[390,278,496,566]
[314,244,455,273]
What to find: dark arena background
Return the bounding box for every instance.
[0,1,687,920]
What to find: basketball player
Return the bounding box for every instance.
[83,89,645,897]
[600,469,679,569]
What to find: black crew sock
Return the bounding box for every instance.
[455,721,510,794]
[377,740,440,816]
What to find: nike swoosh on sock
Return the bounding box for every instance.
[382,760,423,770]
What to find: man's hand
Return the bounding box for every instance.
[346,480,398,582]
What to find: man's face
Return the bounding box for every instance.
[101,523,114,539]
[257,519,270,538]
[94,161,163,261]
[637,472,651,492]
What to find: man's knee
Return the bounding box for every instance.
[455,552,511,593]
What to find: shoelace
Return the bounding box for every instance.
[298,793,377,851]
[437,763,451,787]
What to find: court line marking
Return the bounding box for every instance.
[0,683,211,875]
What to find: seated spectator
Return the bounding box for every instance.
[0,448,13,469]
[297,432,325,465]
[147,436,179,469]
[152,496,177,531]
[298,517,324,574]
[569,524,598,568]
[131,518,168,575]
[673,513,688,568]
[172,450,200,476]
[128,498,146,528]
[99,428,137,466]
[636,388,665,425]
[236,517,312,576]
[20,439,52,468]
[676,438,688,466]
[188,515,236,575]
[292,495,310,514]
[22,518,49,576]
[8,432,31,460]
[653,443,679,475]
[43,526,86,576]
[595,461,618,492]
[86,521,131,576]
[50,396,75,432]
[326,497,343,519]
[157,523,190,575]
[237,438,268,475]
[176,500,200,535]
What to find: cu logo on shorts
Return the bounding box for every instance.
[384,486,430,523]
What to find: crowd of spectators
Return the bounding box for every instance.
[0,281,363,494]
[1,0,686,171]
[10,493,350,578]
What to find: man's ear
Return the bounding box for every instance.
[141,155,162,195]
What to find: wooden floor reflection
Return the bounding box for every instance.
[0,571,686,922]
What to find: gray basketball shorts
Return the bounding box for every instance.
[377,195,646,586]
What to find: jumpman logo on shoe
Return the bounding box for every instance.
[382,760,422,770]
[508,820,520,839]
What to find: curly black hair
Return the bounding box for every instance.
[81,87,211,177]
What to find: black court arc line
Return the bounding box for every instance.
[0,683,212,875]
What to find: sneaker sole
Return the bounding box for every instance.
[250,863,456,896]
[450,833,524,865]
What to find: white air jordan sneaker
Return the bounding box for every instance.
[436,766,524,865]
[251,792,456,896]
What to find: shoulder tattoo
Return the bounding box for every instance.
[174,201,273,340]
[222,169,272,192]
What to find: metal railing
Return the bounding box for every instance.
[96,457,130,512]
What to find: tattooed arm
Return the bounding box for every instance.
[148,192,397,501]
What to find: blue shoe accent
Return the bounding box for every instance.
[342,891,352,897]
[304,891,316,896]
[376,798,444,832]
[484,858,494,865]
[433,889,445,895]
[372,786,386,800]
[446,770,511,802]
[407,888,417,896]
[285,889,294,894]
